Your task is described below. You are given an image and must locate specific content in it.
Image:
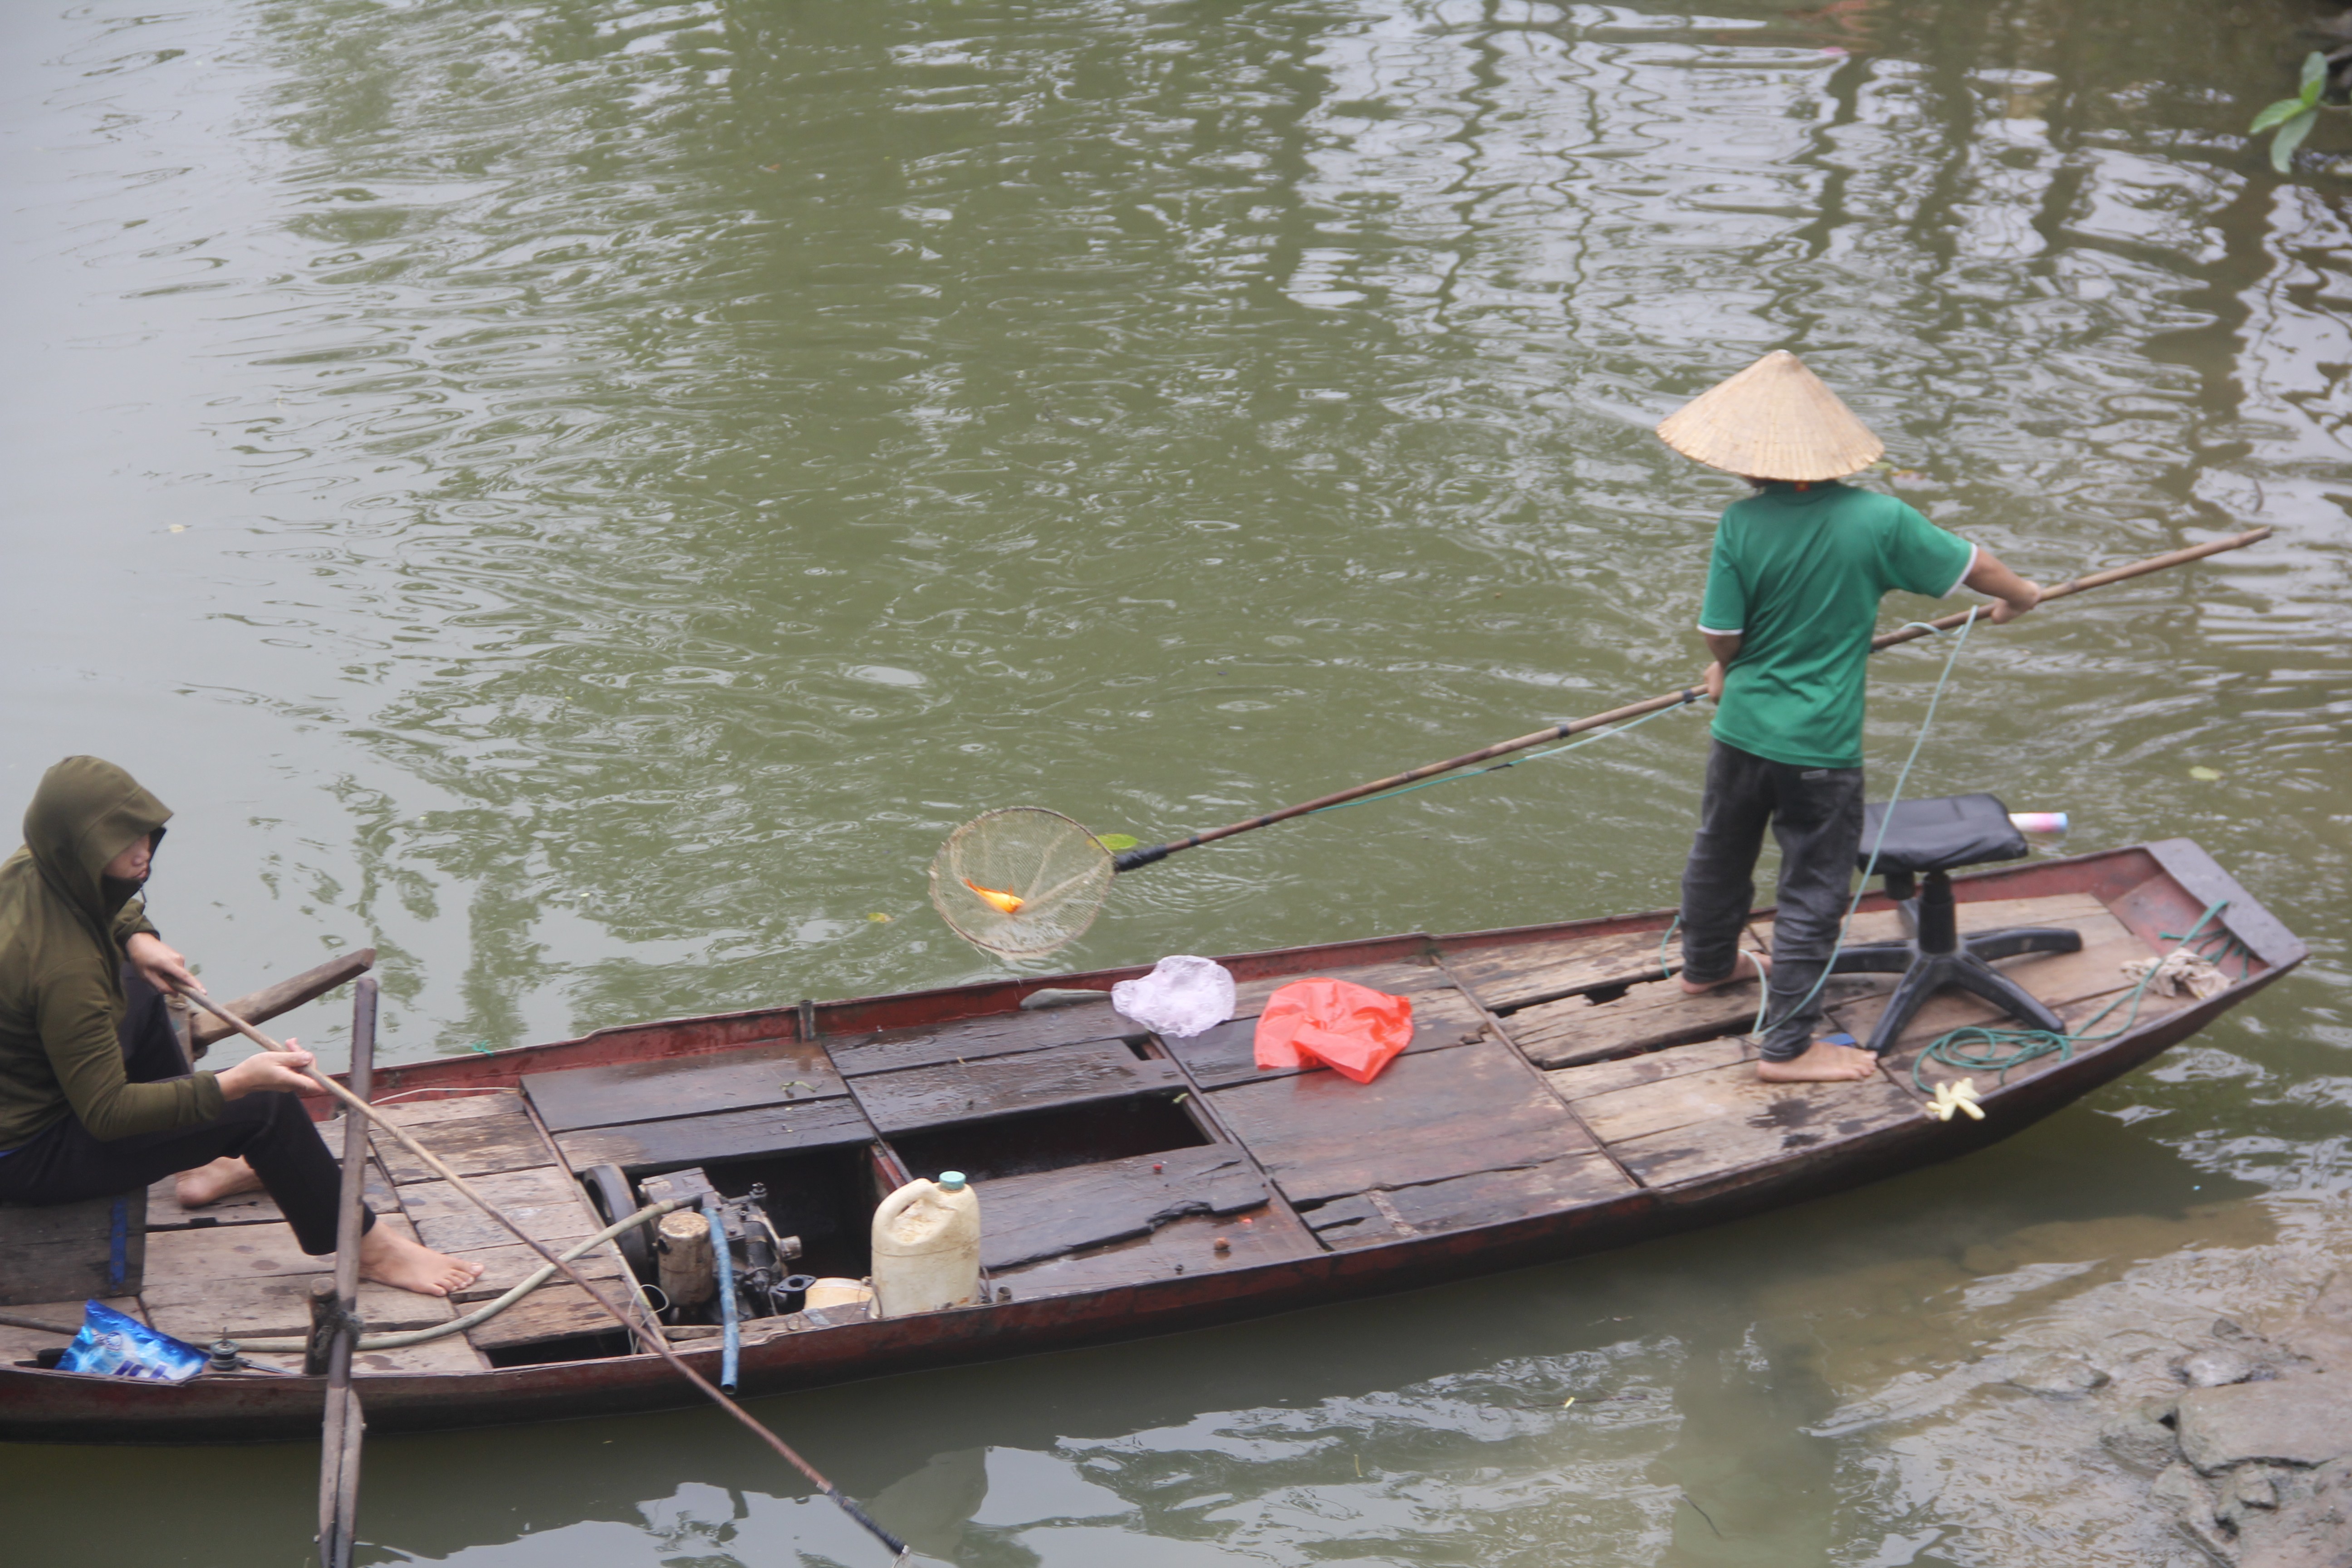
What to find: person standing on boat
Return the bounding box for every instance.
[0,756,481,1296]
[1656,352,2043,1083]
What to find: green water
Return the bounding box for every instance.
[2,0,2347,1561]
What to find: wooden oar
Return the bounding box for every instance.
[314,977,375,1568]
[1111,525,2274,872]
[188,949,377,1053]
[180,988,909,1562]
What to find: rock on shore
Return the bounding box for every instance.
[2120,1272,2352,1566]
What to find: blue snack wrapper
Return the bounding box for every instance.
[56,1300,206,1383]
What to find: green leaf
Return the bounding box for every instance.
[2273,108,2318,173]
[2189,765,2224,781]
[1094,832,1141,851]
[2252,96,2312,133]
[2302,50,2331,102]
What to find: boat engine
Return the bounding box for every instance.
[714,1181,806,1319]
[606,1167,803,1327]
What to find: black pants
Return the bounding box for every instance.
[1679,740,1864,1062]
[0,965,372,1254]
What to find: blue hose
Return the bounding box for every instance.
[702,1193,740,1395]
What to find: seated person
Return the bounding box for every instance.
[0,756,480,1298]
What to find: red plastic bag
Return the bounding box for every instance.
[1253,979,1415,1084]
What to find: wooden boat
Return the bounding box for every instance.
[0,837,2303,1444]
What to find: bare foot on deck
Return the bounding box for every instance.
[1757,1039,1880,1083]
[176,1156,265,1208]
[1681,949,1768,996]
[358,1224,484,1298]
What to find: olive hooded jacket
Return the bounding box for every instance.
[0,757,221,1149]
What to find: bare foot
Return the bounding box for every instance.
[358,1224,485,1298]
[1681,949,1768,996]
[177,1156,265,1207]
[1757,1039,1880,1083]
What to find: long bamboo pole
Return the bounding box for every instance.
[1110,525,2273,871]
[315,978,375,1568]
[180,989,908,1561]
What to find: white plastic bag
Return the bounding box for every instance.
[1110,955,1236,1039]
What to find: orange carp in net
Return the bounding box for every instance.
[963,880,1025,915]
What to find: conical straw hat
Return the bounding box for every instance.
[1656,350,1883,480]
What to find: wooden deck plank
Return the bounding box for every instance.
[1544,1036,1756,1102]
[146,1176,288,1231]
[824,1006,1147,1078]
[239,1337,489,1376]
[522,1039,847,1134]
[971,1146,1266,1272]
[553,1097,878,1173]
[1509,897,2124,1076]
[1750,890,2115,951]
[1163,987,1489,1089]
[1207,1039,1597,1207]
[0,1188,147,1305]
[371,1100,551,1185]
[988,1205,1322,1301]
[1444,929,1666,1012]
[396,1168,599,1254]
[848,1040,1186,1136]
[144,1125,397,1229]
[144,1274,456,1341]
[1572,1058,1919,1147]
[351,1337,490,1374]
[1597,1065,1925,1188]
[0,1298,141,1362]
[1301,1151,1634,1249]
[144,1213,424,1283]
[0,1188,150,1250]
[464,1283,624,1350]
[1502,974,1876,1071]
[367,1092,529,1129]
[442,1237,631,1304]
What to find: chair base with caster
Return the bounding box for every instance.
[1828,794,2081,1057]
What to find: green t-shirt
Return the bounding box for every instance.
[1697,482,1976,769]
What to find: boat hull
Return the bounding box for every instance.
[0,839,2302,1444]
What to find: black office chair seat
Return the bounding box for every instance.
[1829,793,2081,1055]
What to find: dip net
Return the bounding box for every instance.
[927,807,1115,958]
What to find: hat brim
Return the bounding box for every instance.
[1656,351,1884,480]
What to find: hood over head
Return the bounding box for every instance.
[22,756,172,937]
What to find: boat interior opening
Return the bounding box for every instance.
[890,1091,1211,1183]
[698,1144,883,1286]
[481,1327,636,1370]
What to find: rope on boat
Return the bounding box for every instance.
[1912,898,2233,1090]
[224,1197,696,1355]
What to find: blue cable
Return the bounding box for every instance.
[703,1193,740,1395]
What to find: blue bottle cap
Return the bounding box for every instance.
[937,1171,967,1192]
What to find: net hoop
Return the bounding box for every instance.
[927,806,1115,958]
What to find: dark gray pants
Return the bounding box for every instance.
[1679,740,1864,1061]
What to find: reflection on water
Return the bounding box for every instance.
[1,0,2347,1561]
